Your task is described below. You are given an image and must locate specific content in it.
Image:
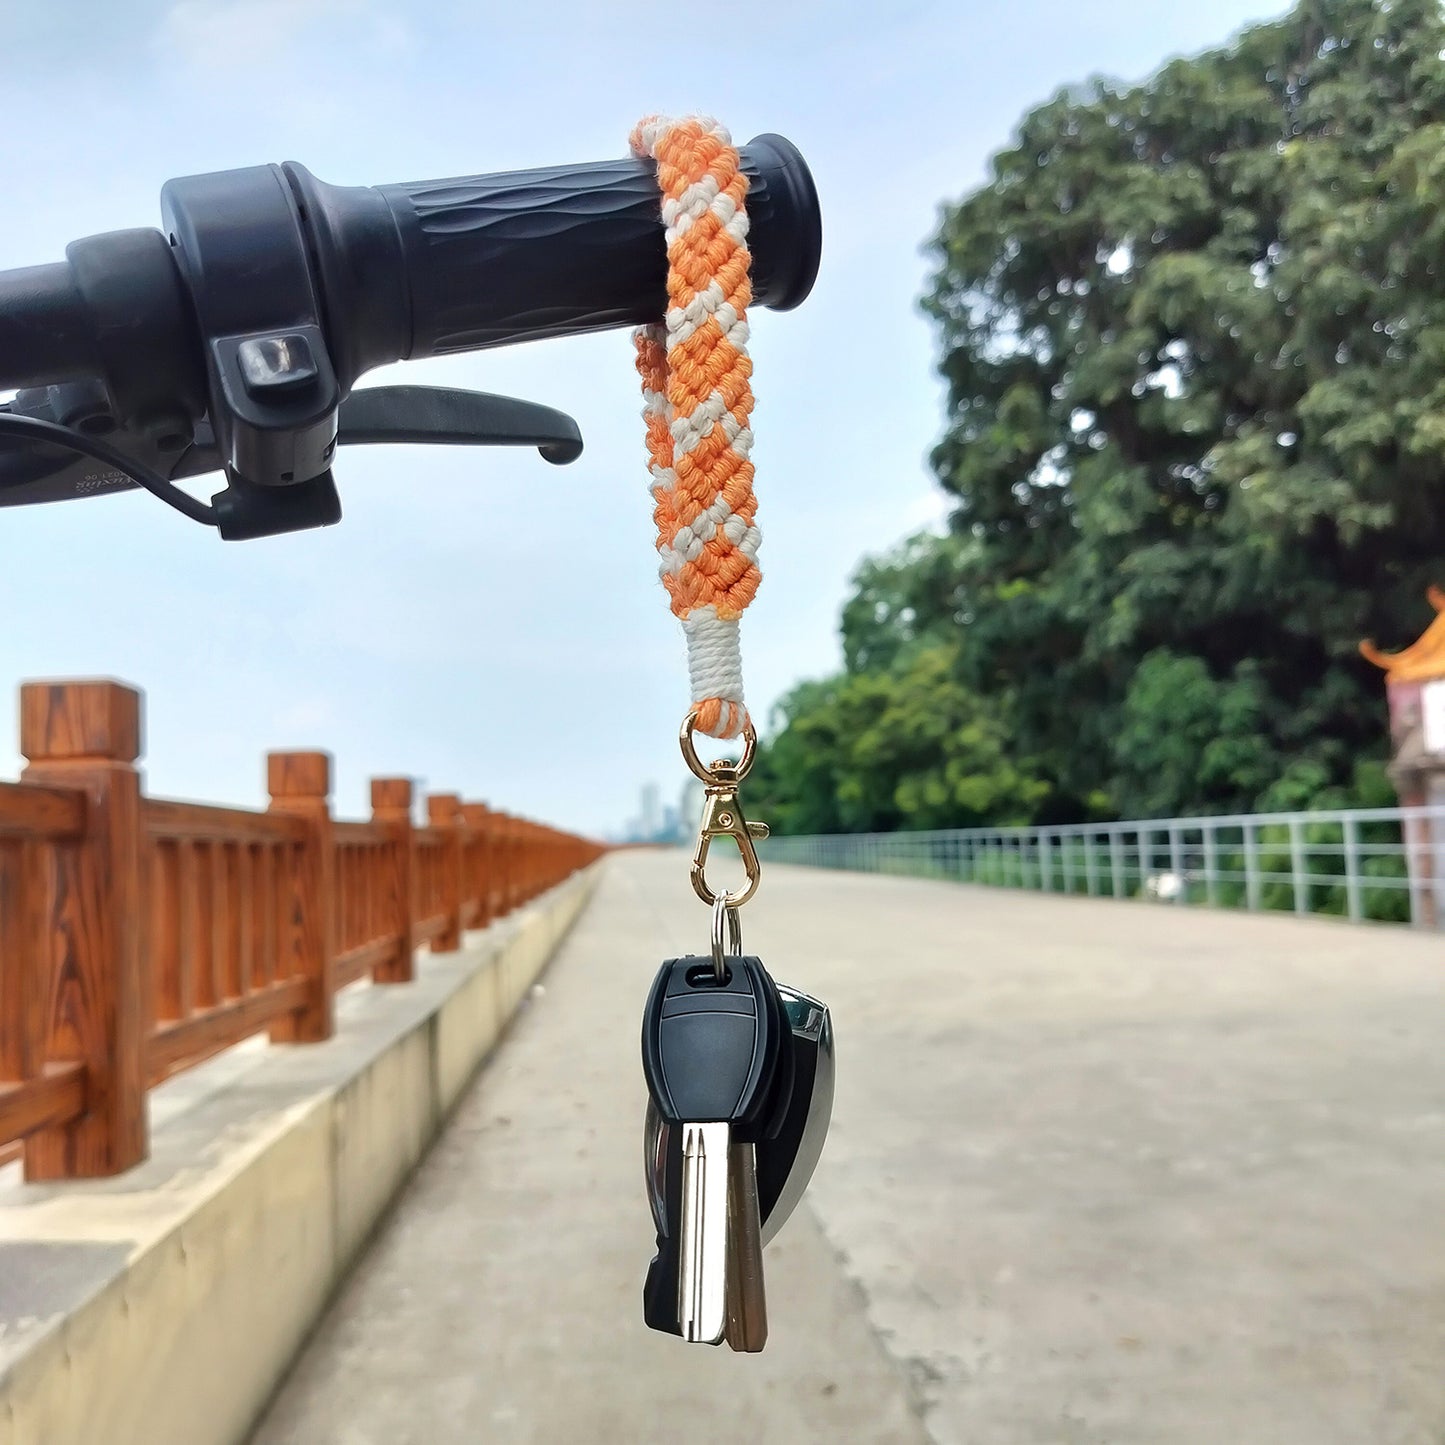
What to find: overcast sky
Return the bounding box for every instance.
[0,0,1289,836]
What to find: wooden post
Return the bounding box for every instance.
[20,680,148,1178]
[267,752,335,1042]
[461,803,489,930]
[371,778,414,984]
[427,793,463,952]
[522,819,538,901]
[474,803,494,929]
[514,820,531,907]
[509,813,523,913]
[493,811,508,917]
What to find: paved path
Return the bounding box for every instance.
[253,852,1445,1445]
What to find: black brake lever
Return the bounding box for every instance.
[207,386,584,538]
[0,385,584,526]
[337,385,583,464]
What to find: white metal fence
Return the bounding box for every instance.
[759,806,1445,928]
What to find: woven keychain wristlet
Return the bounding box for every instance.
[632,117,837,1358]
[631,115,760,743]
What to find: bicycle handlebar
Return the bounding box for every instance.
[0,133,821,537]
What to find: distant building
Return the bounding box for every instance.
[618,777,711,845]
[639,783,662,840]
[678,778,705,835]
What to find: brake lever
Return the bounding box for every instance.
[337,385,583,463]
[0,385,583,524]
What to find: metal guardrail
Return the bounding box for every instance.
[759,806,1445,928]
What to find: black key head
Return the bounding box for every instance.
[640,955,791,1139]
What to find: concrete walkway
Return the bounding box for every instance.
[253,852,1445,1445]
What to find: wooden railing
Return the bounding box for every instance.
[0,680,604,1181]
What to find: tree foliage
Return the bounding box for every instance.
[750,642,1051,835]
[755,0,1445,833]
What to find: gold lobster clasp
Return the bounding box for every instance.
[680,711,771,909]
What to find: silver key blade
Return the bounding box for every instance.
[724,1142,768,1353]
[678,1122,730,1344]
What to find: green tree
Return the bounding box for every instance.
[761,0,1445,833]
[1110,651,1280,817]
[918,0,1445,818]
[838,531,976,674]
[749,642,1050,834]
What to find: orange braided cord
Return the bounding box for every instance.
[631,116,760,740]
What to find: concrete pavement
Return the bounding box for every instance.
[250,854,927,1445]
[252,851,1445,1445]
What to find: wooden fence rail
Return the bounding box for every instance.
[0,680,604,1181]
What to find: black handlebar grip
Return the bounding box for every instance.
[0,264,100,390]
[287,134,821,385]
[0,135,821,404]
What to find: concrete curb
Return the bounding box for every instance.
[0,864,602,1445]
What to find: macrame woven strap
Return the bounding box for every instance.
[631,115,760,740]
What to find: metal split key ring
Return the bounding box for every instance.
[709,896,743,981]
